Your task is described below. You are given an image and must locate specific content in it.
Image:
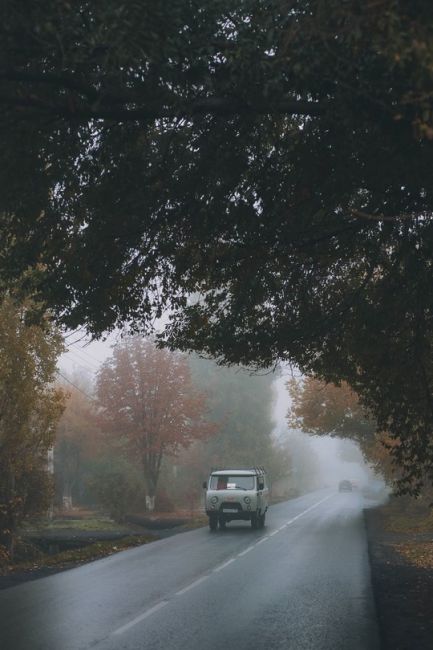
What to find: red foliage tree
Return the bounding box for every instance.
[96,337,213,511]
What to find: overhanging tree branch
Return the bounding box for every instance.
[0,92,324,122]
[348,208,429,223]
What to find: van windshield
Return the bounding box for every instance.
[210,475,256,490]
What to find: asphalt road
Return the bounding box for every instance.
[0,489,380,650]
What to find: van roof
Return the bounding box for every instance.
[210,469,264,476]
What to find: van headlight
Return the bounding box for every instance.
[211,496,218,504]
[243,496,251,504]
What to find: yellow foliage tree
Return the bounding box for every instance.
[0,297,65,558]
[288,377,395,482]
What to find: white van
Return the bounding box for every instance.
[203,467,269,531]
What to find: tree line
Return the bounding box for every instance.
[2,292,414,565]
[56,342,294,518]
[0,298,297,560]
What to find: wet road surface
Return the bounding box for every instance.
[0,489,380,649]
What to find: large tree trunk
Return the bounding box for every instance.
[62,479,73,511]
[144,474,157,512]
[143,448,164,512]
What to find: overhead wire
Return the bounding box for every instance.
[65,347,100,372]
[69,341,107,365]
[57,371,98,403]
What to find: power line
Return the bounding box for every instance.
[57,371,98,403]
[70,341,106,365]
[66,347,100,371]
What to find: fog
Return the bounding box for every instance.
[60,339,385,500]
[272,371,382,493]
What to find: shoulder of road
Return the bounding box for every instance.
[365,498,433,650]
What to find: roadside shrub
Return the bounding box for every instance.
[13,538,44,563]
[89,458,145,522]
[0,544,10,568]
[91,472,133,522]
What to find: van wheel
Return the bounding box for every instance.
[251,513,258,529]
[209,515,218,531]
[258,512,266,529]
[219,516,226,529]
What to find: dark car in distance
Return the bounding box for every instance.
[338,480,353,492]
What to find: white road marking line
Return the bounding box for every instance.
[213,558,236,573]
[268,530,278,537]
[112,600,169,635]
[284,494,332,528]
[238,545,255,557]
[254,536,269,546]
[176,575,209,595]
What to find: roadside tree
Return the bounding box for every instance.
[189,357,278,470]
[288,377,395,484]
[0,297,65,558]
[54,381,100,510]
[288,378,376,449]
[166,358,284,509]
[96,338,213,511]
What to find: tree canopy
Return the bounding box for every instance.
[287,377,396,485]
[189,356,279,468]
[288,378,375,446]
[2,2,433,487]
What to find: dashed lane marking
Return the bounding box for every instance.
[112,600,169,635]
[238,545,255,557]
[213,558,236,573]
[284,494,332,527]
[175,575,209,595]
